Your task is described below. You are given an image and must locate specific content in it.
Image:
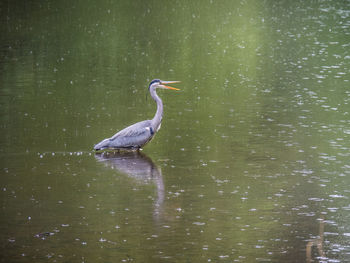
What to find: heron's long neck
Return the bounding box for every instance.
[150,88,163,128]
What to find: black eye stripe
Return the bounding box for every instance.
[148,79,161,89]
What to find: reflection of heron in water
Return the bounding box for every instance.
[95,151,164,218]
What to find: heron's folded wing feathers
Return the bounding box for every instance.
[109,120,152,141]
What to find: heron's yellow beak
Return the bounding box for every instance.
[160,81,180,90]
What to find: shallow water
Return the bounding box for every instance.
[1,0,350,262]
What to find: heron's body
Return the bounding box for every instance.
[94,120,158,150]
[94,79,179,151]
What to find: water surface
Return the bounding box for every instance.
[1,0,350,262]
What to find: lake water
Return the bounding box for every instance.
[1,0,350,262]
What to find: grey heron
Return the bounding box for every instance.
[94,79,180,151]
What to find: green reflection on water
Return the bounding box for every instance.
[1,0,350,262]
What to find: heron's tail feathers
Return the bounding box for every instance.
[94,138,110,151]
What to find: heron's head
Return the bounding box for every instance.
[149,79,180,91]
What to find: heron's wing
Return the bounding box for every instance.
[94,120,155,150]
[110,120,152,140]
[104,120,154,148]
